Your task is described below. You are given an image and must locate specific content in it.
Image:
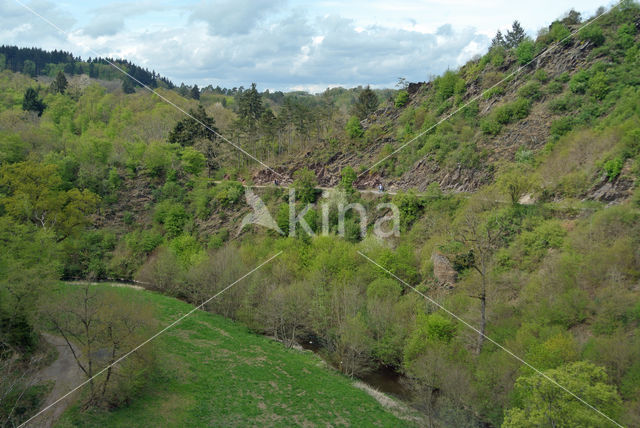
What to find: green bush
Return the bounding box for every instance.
[534,69,549,83]
[518,81,542,100]
[394,90,409,108]
[434,70,466,100]
[482,85,505,100]
[546,80,563,94]
[569,70,589,94]
[212,181,244,207]
[588,71,609,100]
[579,24,605,46]
[181,147,206,175]
[494,98,531,125]
[346,115,364,138]
[481,119,502,135]
[603,157,624,181]
[550,117,574,136]
[549,22,571,45]
[516,40,535,65]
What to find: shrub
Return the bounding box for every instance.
[550,117,574,136]
[481,119,502,135]
[482,85,505,100]
[345,115,364,138]
[588,71,609,100]
[546,80,563,94]
[518,81,542,100]
[494,98,531,125]
[212,181,244,207]
[434,70,465,100]
[516,40,535,65]
[569,70,589,94]
[292,167,318,204]
[534,69,549,83]
[364,124,384,145]
[490,46,506,67]
[394,90,409,107]
[181,147,206,175]
[579,24,605,46]
[549,22,571,45]
[603,157,624,181]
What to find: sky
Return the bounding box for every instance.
[0,0,613,92]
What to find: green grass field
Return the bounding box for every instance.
[53,284,409,427]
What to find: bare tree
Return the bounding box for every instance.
[453,208,506,353]
[39,284,154,408]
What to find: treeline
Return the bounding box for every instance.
[0,45,173,88]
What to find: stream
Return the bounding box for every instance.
[298,339,414,402]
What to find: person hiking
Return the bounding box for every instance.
[378,183,384,192]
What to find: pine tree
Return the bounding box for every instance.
[505,21,526,48]
[353,85,379,119]
[22,88,45,116]
[50,71,68,94]
[238,83,264,123]
[122,78,135,94]
[190,84,200,100]
[491,30,506,48]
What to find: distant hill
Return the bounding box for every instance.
[0,45,174,89]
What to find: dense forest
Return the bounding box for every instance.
[2,2,640,427]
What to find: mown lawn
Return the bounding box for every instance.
[54,284,409,427]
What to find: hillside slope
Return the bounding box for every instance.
[49,283,414,427]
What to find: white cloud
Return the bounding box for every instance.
[0,0,609,91]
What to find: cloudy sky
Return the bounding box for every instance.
[1,0,611,91]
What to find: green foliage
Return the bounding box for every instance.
[533,69,549,83]
[22,88,45,116]
[168,105,218,146]
[481,118,502,135]
[518,81,542,100]
[494,98,531,125]
[497,166,537,204]
[588,72,610,100]
[482,85,505,100]
[392,190,423,230]
[292,167,318,204]
[550,117,575,137]
[0,161,99,238]
[50,71,68,94]
[569,70,589,94]
[404,313,457,362]
[394,90,409,108]
[579,24,605,46]
[154,201,188,238]
[180,147,206,175]
[434,70,465,101]
[346,115,364,139]
[366,278,402,300]
[353,85,379,119]
[603,157,624,181]
[143,142,173,177]
[549,22,571,45]
[212,181,244,207]
[340,166,357,193]
[515,39,535,65]
[503,362,622,428]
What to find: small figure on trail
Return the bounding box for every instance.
[378,183,384,192]
[274,179,279,186]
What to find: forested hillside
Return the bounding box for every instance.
[2,2,640,427]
